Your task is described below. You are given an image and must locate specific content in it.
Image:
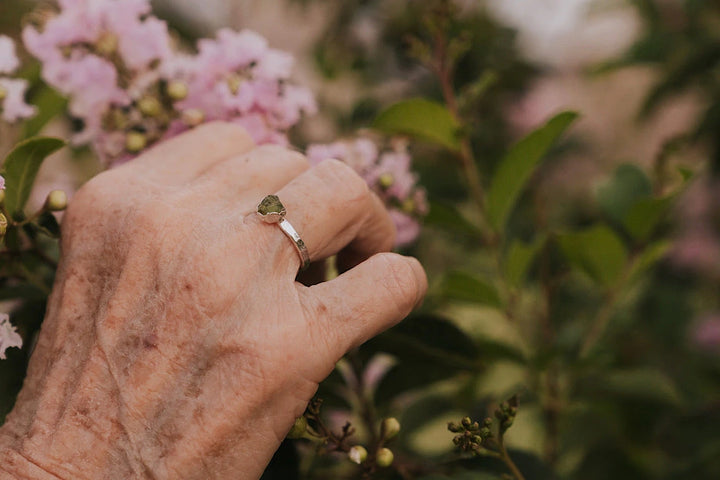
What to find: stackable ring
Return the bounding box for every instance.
[256,195,311,270]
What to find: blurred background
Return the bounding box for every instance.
[2,0,720,479]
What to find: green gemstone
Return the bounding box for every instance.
[258,195,286,216]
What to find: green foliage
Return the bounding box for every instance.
[503,237,546,287]
[557,225,628,288]
[440,271,502,308]
[486,112,578,233]
[373,99,461,152]
[1,137,65,218]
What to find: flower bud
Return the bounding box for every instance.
[448,422,463,433]
[286,416,307,439]
[378,172,394,189]
[45,190,68,211]
[125,131,148,153]
[95,32,119,56]
[138,96,162,117]
[401,197,415,214]
[166,80,189,101]
[0,213,7,237]
[381,417,401,440]
[226,73,244,95]
[348,445,368,464]
[375,447,394,468]
[181,108,205,127]
[461,416,472,428]
[0,84,6,102]
[0,189,5,205]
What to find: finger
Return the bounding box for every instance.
[119,122,255,184]
[192,145,310,213]
[249,159,395,275]
[300,252,427,360]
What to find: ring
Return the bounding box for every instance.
[257,195,311,270]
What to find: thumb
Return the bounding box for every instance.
[300,252,427,360]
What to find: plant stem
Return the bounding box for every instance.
[497,434,527,480]
[432,30,493,241]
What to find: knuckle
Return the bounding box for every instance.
[316,158,368,199]
[195,121,254,147]
[256,144,310,170]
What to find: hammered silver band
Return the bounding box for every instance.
[256,195,310,271]
[277,218,311,270]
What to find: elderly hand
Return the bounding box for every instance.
[0,123,427,479]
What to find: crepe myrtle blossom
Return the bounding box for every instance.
[165,28,317,147]
[0,36,35,123]
[22,2,316,164]
[691,313,720,352]
[0,313,23,360]
[307,137,427,246]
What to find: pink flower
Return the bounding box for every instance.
[0,78,36,123]
[170,28,316,146]
[691,313,720,352]
[43,53,128,142]
[23,0,170,72]
[0,313,23,360]
[367,149,417,201]
[22,2,314,163]
[307,138,378,173]
[307,137,427,246]
[389,209,422,247]
[0,175,5,190]
[0,35,20,74]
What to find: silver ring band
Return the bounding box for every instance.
[256,195,311,271]
[277,218,310,270]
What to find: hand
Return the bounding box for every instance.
[0,123,427,479]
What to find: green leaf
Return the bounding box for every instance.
[627,241,671,283]
[597,163,652,223]
[0,284,47,302]
[557,224,628,287]
[22,85,67,139]
[486,111,578,232]
[441,271,502,308]
[1,137,65,218]
[581,368,683,406]
[622,195,675,241]
[425,201,482,237]
[372,98,461,151]
[504,236,546,287]
[366,314,479,402]
[475,337,527,365]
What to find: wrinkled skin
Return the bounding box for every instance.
[0,123,427,479]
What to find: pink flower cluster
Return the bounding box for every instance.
[307,137,428,246]
[23,0,316,164]
[0,35,36,123]
[672,179,720,275]
[691,312,720,353]
[0,313,23,360]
